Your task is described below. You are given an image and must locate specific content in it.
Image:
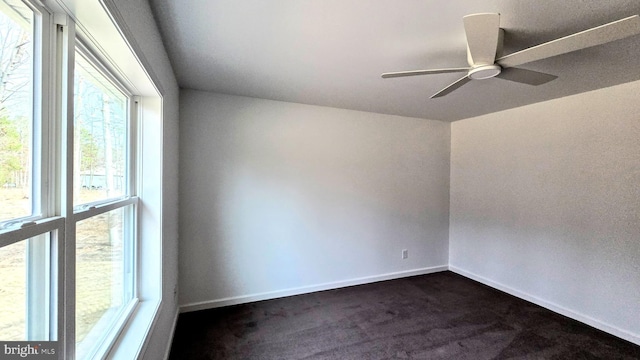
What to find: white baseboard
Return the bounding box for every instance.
[449,265,640,346]
[163,309,180,360]
[180,265,448,313]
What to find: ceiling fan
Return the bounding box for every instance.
[381,13,640,98]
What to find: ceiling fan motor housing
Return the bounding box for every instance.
[468,64,501,80]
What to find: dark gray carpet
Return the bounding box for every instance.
[169,271,640,359]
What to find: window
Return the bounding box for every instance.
[0,222,60,341]
[0,0,53,343]
[0,0,161,358]
[0,239,29,340]
[0,0,34,223]
[73,48,137,359]
[73,52,129,206]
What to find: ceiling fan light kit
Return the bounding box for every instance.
[381,13,640,98]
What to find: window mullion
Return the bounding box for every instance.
[55,13,77,360]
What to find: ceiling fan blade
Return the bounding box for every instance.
[496,67,557,85]
[463,13,501,65]
[430,75,472,98]
[497,15,640,68]
[381,67,469,79]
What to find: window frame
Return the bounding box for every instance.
[72,40,134,208]
[0,217,63,340]
[68,34,141,360]
[0,0,50,228]
[73,201,139,359]
[0,0,58,344]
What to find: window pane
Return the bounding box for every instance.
[0,234,50,341]
[76,205,132,356]
[0,240,26,340]
[0,2,34,222]
[74,53,128,206]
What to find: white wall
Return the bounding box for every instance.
[109,1,180,358]
[450,80,640,345]
[179,90,450,309]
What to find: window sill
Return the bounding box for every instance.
[104,298,162,359]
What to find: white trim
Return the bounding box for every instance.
[131,94,164,358]
[78,298,138,359]
[105,299,161,359]
[135,301,162,358]
[162,309,179,360]
[448,265,640,346]
[180,266,449,313]
[99,0,163,96]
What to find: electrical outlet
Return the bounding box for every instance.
[402,249,408,259]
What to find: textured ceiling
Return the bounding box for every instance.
[149,0,640,121]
